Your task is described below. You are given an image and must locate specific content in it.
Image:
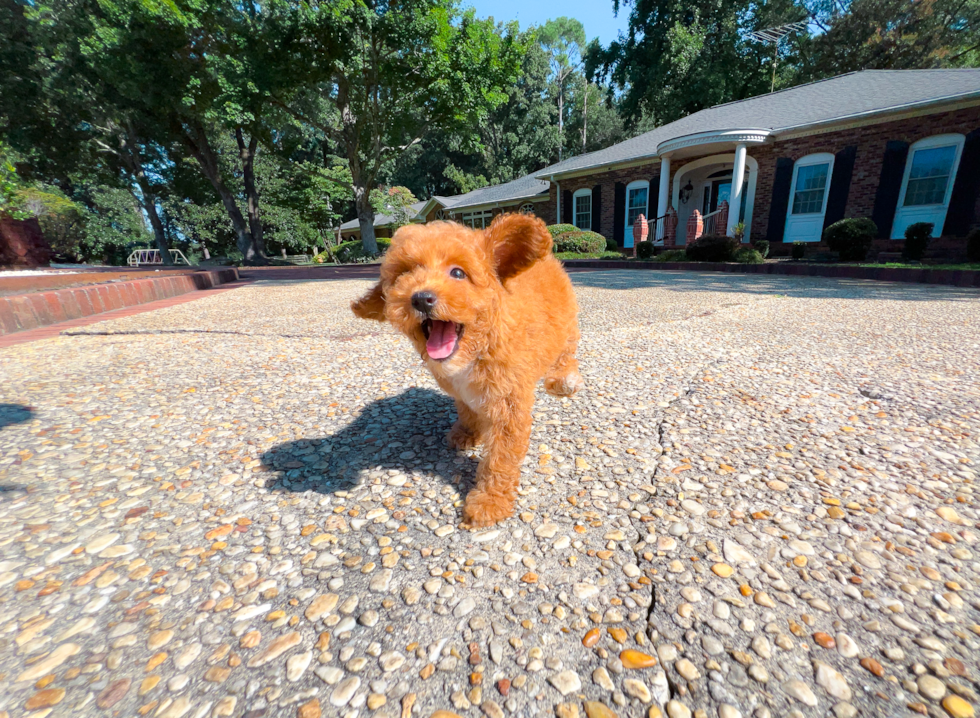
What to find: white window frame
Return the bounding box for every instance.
[783,153,835,243]
[573,189,592,230]
[624,180,649,248]
[892,133,965,239]
[519,203,535,215]
[460,210,493,229]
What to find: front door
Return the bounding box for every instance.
[784,155,833,243]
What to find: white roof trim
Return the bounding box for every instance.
[657,129,771,156]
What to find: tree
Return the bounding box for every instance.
[539,18,586,161]
[278,2,526,254]
[371,186,418,230]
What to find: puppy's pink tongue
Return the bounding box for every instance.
[426,320,458,360]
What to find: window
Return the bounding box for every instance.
[903,145,958,206]
[891,134,965,239]
[791,162,830,214]
[626,181,649,227]
[435,209,445,220]
[573,189,592,229]
[460,210,493,229]
[519,203,535,215]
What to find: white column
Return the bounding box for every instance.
[555,181,561,224]
[657,155,671,240]
[727,143,747,238]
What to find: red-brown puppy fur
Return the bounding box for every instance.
[351,214,582,527]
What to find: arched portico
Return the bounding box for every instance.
[670,153,759,244]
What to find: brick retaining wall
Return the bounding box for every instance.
[0,268,239,336]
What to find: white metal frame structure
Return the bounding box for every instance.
[128,248,192,266]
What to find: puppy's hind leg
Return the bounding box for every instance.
[544,327,584,397]
[447,400,485,450]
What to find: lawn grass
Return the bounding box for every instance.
[847,262,980,270]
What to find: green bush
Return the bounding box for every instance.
[902,222,933,261]
[654,249,687,262]
[685,235,739,262]
[791,242,805,260]
[553,230,605,254]
[968,229,980,263]
[547,223,578,238]
[636,241,654,260]
[605,236,619,251]
[753,239,770,258]
[822,217,877,261]
[735,248,764,264]
[318,238,391,264]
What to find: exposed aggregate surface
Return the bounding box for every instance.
[0,270,979,718]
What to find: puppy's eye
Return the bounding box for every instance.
[449,267,466,280]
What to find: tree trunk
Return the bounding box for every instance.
[582,82,588,153]
[125,127,173,265]
[355,183,378,254]
[236,128,266,258]
[182,122,265,264]
[558,83,564,161]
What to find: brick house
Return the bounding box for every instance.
[533,69,980,253]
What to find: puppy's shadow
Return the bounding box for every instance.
[259,388,473,495]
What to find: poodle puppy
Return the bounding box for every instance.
[351,213,582,527]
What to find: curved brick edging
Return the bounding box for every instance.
[0,268,239,336]
[562,259,980,287]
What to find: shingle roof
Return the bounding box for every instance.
[340,201,427,231]
[437,172,551,211]
[537,69,980,178]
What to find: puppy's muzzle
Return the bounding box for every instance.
[411,291,437,317]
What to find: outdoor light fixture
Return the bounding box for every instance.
[680,180,694,205]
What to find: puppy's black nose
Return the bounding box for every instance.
[411,291,437,315]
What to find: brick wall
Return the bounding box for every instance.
[556,105,980,245]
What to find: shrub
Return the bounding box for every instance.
[685,235,739,262]
[791,242,805,260]
[636,241,654,260]
[822,217,877,261]
[753,239,770,258]
[605,236,619,252]
[735,248,764,264]
[654,249,687,262]
[547,223,578,238]
[326,238,391,264]
[902,222,933,261]
[968,229,980,263]
[553,230,605,254]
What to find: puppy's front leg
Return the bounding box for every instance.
[462,391,533,527]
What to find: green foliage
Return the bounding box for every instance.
[547,224,578,238]
[636,241,654,259]
[17,185,86,257]
[0,144,29,220]
[902,222,933,261]
[318,238,392,264]
[792,242,806,260]
[654,249,687,262]
[553,230,605,254]
[823,218,877,262]
[371,186,418,231]
[967,230,980,263]
[735,247,764,264]
[685,235,739,262]
[752,239,770,258]
[605,236,619,251]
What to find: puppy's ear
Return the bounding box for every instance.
[351,281,387,322]
[484,213,552,281]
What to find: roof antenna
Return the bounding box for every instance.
[747,21,810,92]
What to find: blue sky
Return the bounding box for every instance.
[462,0,630,47]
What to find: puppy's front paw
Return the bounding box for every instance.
[447,422,481,450]
[545,370,584,397]
[462,490,513,528]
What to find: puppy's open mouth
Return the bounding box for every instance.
[421,319,463,361]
